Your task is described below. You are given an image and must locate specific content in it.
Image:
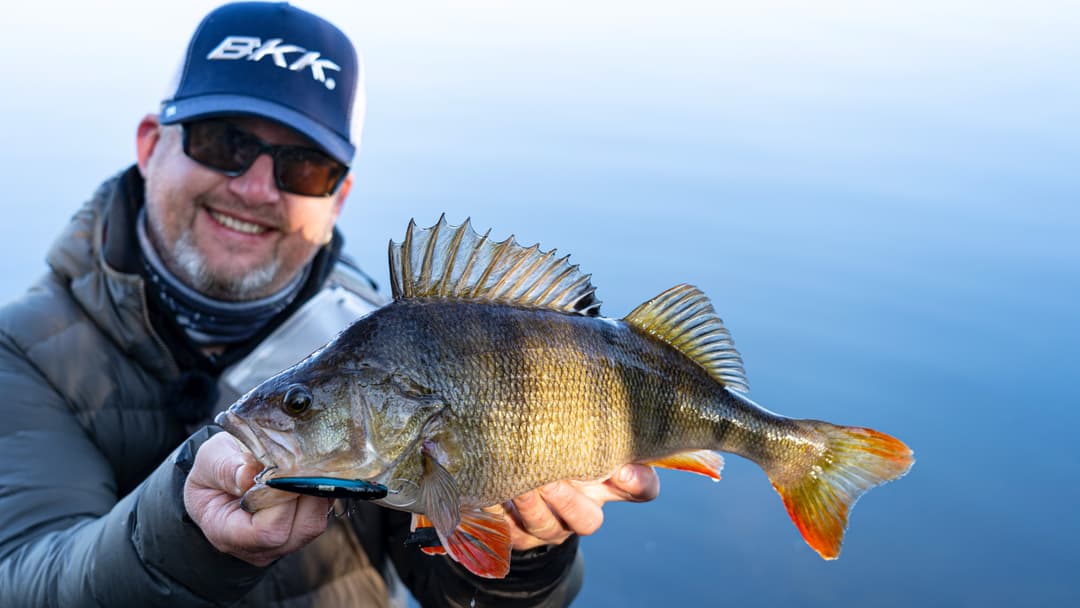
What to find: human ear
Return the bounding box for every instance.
[135,114,163,177]
[331,173,353,219]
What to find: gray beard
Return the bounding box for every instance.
[171,229,281,300]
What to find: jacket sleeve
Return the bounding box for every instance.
[380,508,584,607]
[0,333,267,607]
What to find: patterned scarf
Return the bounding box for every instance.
[136,209,308,345]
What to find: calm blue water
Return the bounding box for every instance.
[2,3,1077,606]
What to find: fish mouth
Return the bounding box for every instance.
[215,410,348,484]
[215,410,287,475]
[213,411,388,491]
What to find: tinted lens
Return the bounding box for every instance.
[182,120,348,197]
[273,147,348,197]
[184,120,260,174]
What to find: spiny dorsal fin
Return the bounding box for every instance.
[624,284,749,394]
[389,215,601,316]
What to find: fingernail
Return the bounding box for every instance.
[617,466,634,484]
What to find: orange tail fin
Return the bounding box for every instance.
[770,424,913,559]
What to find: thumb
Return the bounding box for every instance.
[193,432,262,496]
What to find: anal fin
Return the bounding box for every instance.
[642,450,724,481]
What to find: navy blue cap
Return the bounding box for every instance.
[160,2,361,164]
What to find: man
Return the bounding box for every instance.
[0,2,658,606]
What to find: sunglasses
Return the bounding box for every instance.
[181,119,348,197]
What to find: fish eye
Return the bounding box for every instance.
[282,384,313,416]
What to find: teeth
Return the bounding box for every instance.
[210,210,268,235]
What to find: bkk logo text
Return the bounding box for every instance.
[207,36,341,90]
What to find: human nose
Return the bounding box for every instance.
[226,153,282,204]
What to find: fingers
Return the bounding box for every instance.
[503,465,662,551]
[249,494,332,554]
[570,464,660,505]
[602,464,661,503]
[292,495,334,540]
[186,432,259,496]
[240,484,296,512]
[511,482,606,538]
[505,481,605,551]
[505,489,568,551]
[241,498,300,559]
[182,432,332,566]
[537,482,604,536]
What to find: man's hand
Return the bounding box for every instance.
[183,432,333,567]
[504,464,660,551]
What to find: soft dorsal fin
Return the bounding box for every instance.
[389,215,601,316]
[624,284,749,394]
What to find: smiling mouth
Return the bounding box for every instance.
[207,209,271,235]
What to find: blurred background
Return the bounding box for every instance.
[2,1,1077,605]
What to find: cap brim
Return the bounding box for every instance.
[160,95,355,165]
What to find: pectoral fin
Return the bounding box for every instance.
[416,444,512,578]
[418,443,461,535]
[642,450,724,481]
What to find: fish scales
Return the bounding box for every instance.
[218,216,913,579]
[357,298,749,506]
